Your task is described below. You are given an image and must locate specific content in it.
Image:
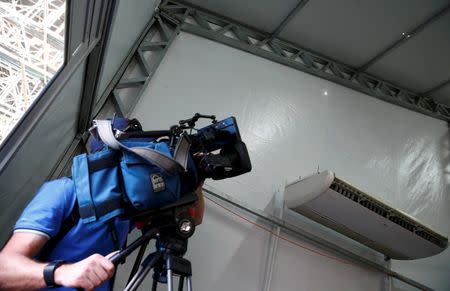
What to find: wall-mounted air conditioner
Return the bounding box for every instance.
[284,170,448,260]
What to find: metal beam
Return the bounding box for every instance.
[116,77,148,89]
[359,3,450,71]
[160,0,450,122]
[93,16,158,117]
[110,91,126,117]
[118,14,185,116]
[262,187,285,291]
[0,49,49,80]
[202,186,433,291]
[47,134,84,180]
[95,10,187,117]
[269,0,309,41]
[78,0,118,133]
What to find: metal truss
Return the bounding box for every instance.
[158,0,450,122]
[0,0,65,141]
[98,12,184,117]
[0,58,44,140]
[0,0,65,79]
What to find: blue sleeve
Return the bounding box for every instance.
[14,177,75,238]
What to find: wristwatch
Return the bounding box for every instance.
[43,260,65,288]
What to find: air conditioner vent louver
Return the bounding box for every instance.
[330,179,445,249]
[285,170,448,260]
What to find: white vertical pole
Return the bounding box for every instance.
[262,184,285,291]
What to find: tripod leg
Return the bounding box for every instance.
[124,252,162,291]
[152,278,158,291]
[166,254,174,291]
[178,276,184,291]
[167,269,174,291]
[127,238,150,284]
[186,276,192,291]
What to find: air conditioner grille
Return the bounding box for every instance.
[330,178,446,248]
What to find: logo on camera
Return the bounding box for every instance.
[150,173,166,193]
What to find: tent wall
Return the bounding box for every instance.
[0,60,87,246]
[124,32,450,290]
[0,0,117,247]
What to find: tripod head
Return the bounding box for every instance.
[109,193,198,291]
[128,191,198,239]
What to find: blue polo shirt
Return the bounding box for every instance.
[14,177,130,291]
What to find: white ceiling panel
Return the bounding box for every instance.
[185,0,299,33]
[366,12,450,93]
[278,0,448,68]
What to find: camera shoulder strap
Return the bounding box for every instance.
[94,119,190,174]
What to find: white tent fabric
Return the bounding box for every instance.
[129,32,450,290]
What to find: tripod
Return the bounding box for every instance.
[110,193,198,291]
[125,237,193,291]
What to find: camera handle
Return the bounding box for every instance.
[179,113,216,128]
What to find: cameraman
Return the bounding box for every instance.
[0,176,204,291]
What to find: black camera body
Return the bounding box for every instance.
[113,113,251,225]
[119,113,252,189]
[185,116,252,180]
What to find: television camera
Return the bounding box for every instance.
[108,114,252,291]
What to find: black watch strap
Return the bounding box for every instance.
[43,260,65,288]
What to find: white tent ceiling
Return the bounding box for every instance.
[184,0,450,106]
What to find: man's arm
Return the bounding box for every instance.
[0,232,115,291]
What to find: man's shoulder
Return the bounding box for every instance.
[14,177,76,238]
[43,176,73,189]
[38,177,75,200]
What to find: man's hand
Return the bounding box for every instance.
[54,253,115,291]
